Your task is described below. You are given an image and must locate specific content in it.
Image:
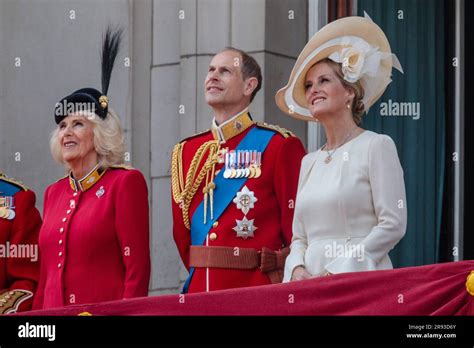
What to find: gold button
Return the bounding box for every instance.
[209,232,217,241]
[212,221,219,228]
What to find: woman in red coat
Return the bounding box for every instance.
[33,28,150,310]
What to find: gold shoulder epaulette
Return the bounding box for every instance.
[256,122,295,138]
[180,128,211,143]
[170,128,211,210]
[0,173,29,191]
[110,164,134,170]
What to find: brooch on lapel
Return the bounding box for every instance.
[96,186,105,198]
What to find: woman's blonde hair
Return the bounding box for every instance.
[50,108,125,169]
[318,58,365,125]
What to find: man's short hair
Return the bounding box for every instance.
[222,47,262,103]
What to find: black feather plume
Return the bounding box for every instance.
[101,26,123,96]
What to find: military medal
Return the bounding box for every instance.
[248,151,256,178]
[258,152,262,177]
[254,152,262,178]
[254,166,261,178]
[242,151,248,178]
[0,196,15,220]
[233,216,258,239]
[234,151,242,178]
[233,185,257,214]
[223,150,263,179]
[223,152,232,179]
[237,151,245,178]
[249,165,256,178]
[0,207,8,219]
[217,147,228,164]
[7,209,15,220]
[230,151,237,178]
[232,185,258,239]
[244,151,251,178]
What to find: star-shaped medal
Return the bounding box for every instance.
[232,185,257,215]
[232,216,258,239]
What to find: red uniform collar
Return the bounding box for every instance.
[211,111,254,144]
[69,163,107,192]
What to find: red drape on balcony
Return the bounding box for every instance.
[18,260,474,316]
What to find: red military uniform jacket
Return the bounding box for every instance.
[0,172,41,314]
[171,111,306,293]
[33,165,150,310]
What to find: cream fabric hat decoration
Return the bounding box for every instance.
[275,12,403,122]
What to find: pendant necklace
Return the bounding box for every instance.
[323,126,359,164]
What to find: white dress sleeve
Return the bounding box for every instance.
[325,134,407,274]
[283,154,312,282]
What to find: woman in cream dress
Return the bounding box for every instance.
[275,14,407,282]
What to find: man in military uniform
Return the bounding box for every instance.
[0,172,41,313]
[171,47,306,293]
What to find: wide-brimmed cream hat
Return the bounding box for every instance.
[275,13,403,122]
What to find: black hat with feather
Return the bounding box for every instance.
[54,26,123,124]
